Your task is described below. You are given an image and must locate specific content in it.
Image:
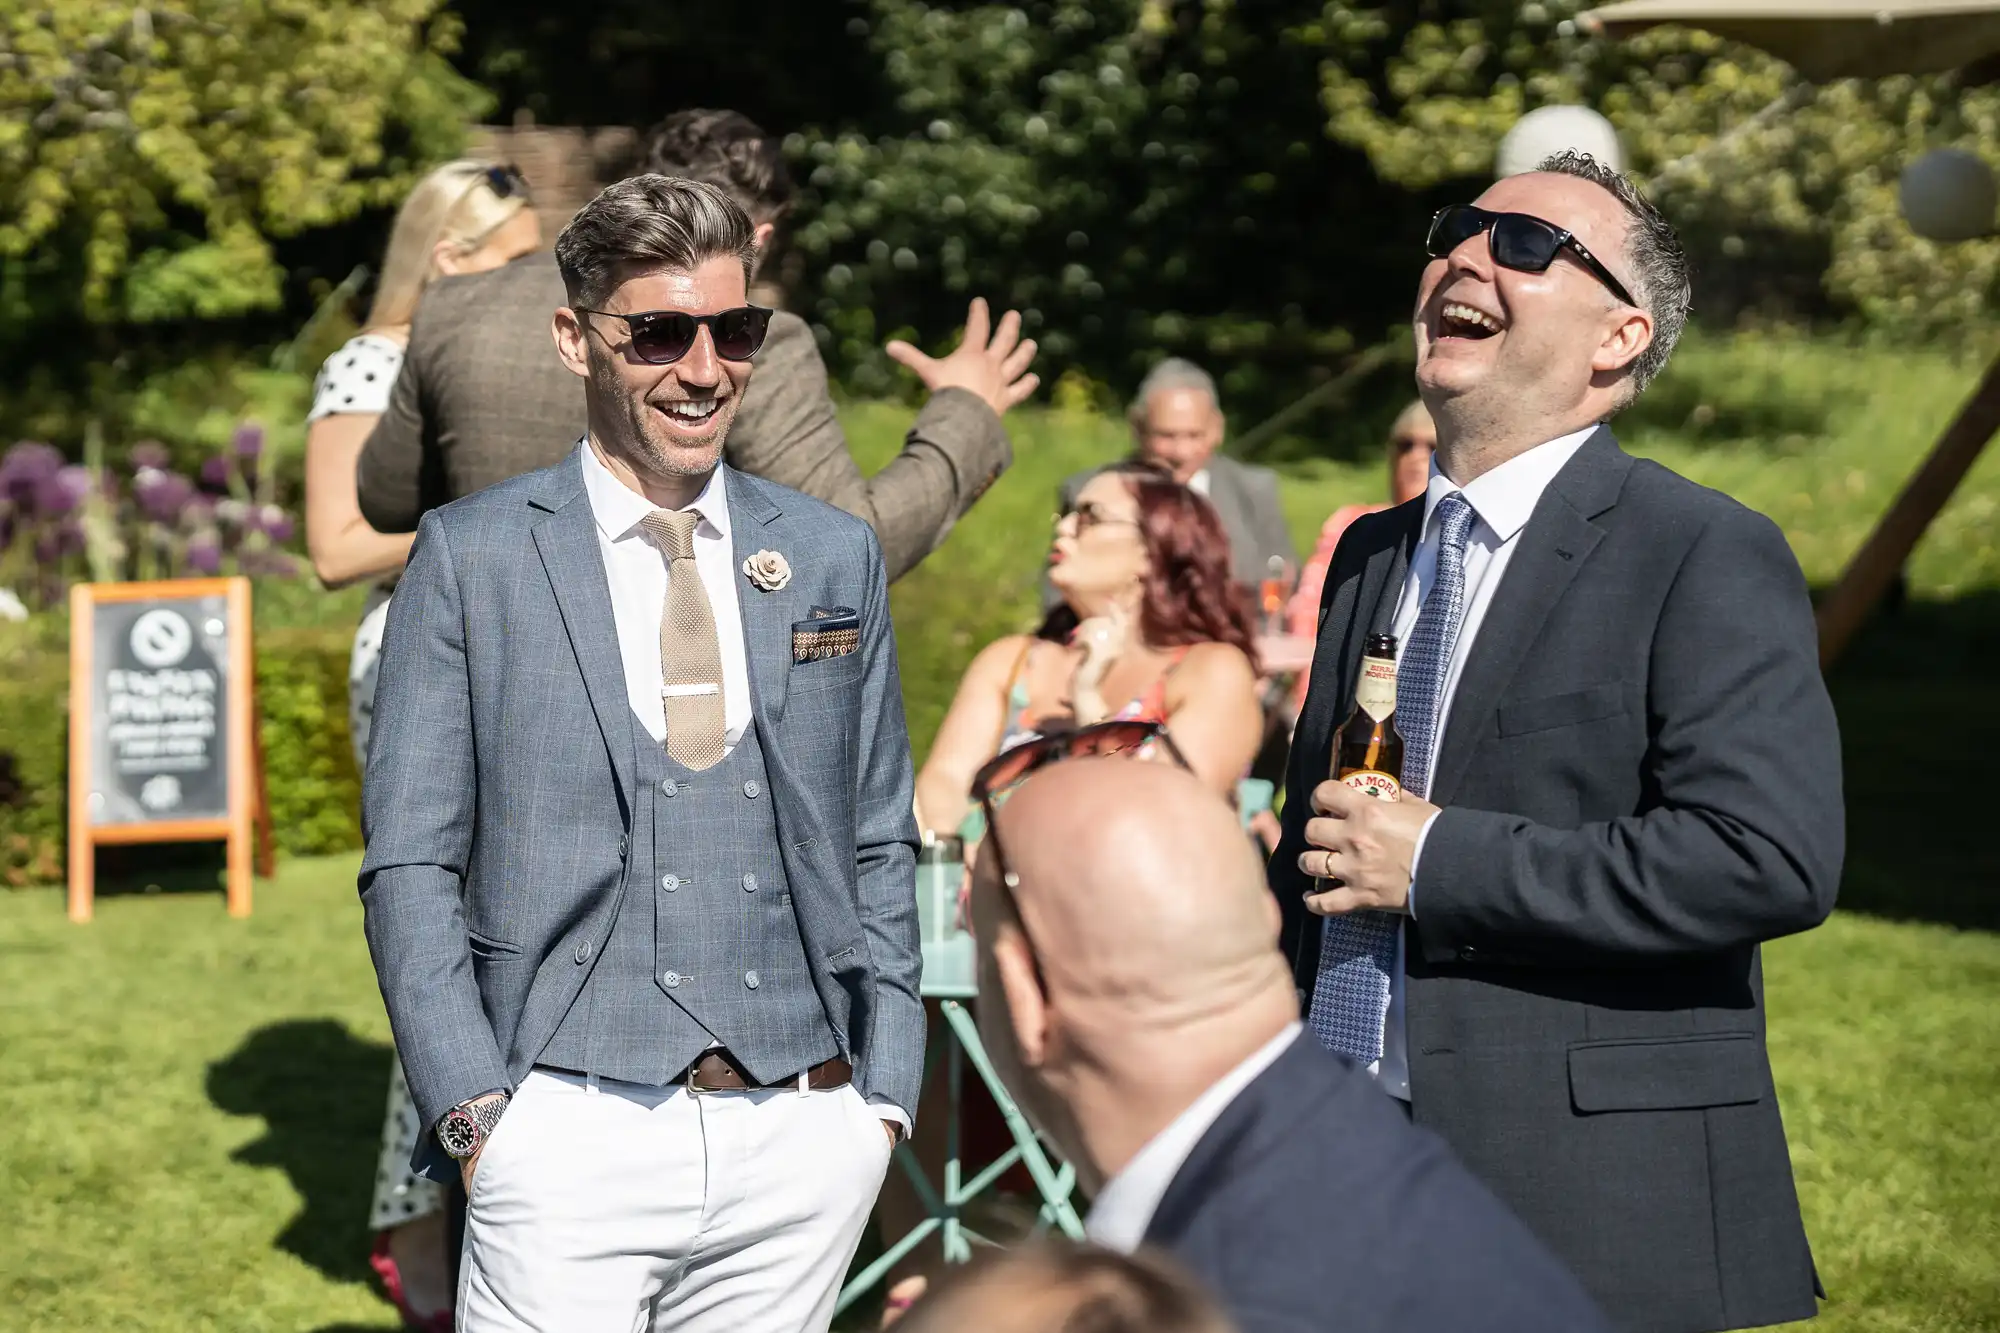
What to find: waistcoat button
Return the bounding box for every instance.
[618,834,628,859]
[742,779,761,798]
[663,970,683,988]
[744,970,760,989]
[660,778,678,797]
[574,941,592,964]
[742,873,757,893]
[661,874,680,892]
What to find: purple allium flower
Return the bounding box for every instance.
[256,504,295,543]
[135,470,196,524]
[185,538,222,575]
[0,442,64,506]
[214,498,249,527]
[129,440,170,471]
[232,424,265,460]
[35,465,94,517]
[199,456,232,491]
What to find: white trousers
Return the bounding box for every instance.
[459,1068,893,1332]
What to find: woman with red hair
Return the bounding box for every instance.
[917,460,1263,845]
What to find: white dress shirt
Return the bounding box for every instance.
[1373,425,1597,1100]
[1084,1022,1303,1253]
[580,438,751,752]
[579,439,910,1131]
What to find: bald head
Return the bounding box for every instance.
[969,756,1300,1190]
[985,758,1285,1025]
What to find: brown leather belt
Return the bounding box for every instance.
[684,1049,852,1094]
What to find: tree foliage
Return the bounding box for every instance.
[1299,1,2000,335]
[0,0,488,334]
[783,0,1421,422]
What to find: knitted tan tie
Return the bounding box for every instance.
[641,508,727,771]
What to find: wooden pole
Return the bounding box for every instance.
[67,583,94,924]
[1816,348,2000,668]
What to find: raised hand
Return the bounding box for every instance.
[885,297,1041,417]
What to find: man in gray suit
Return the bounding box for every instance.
[357,108,1038,582]
[1057,358,1296,592]
[361,174,918,1330]
[1277,153,1837,1330]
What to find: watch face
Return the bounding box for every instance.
[438,1108,481,1159]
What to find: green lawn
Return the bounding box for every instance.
[4,328,1998,1329]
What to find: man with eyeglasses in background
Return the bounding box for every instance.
[356,108,1038,582]
[1273,152,1842,1331]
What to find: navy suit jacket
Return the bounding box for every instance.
[1144,1034,1609,1333]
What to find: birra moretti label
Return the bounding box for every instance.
[1342,653,1402,799]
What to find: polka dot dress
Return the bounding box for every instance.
[308,332,403,422]
[314,336,443,1232]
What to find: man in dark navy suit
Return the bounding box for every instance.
[967,757,1607,1333]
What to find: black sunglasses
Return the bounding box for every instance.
[1426,205,1638,309]
[481,164,529,200]
[574,305,774,365]
[970,720,1191,915]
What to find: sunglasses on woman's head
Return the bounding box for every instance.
[574,305,773,365]
[1425,204,1638,309]
[970,720,1191,906]
[482,164,529,200]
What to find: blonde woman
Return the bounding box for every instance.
[302,159,541,1331]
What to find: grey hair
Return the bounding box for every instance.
[1535,149,1691,400]
[1127,357,1220,430]
[554,174,758,310]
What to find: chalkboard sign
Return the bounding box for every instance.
[67,578,270,922]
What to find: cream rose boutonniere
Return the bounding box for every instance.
[742,549,792,592]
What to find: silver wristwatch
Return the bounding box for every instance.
[437,1092,510,1161]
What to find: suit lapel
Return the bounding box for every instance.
[530,454,638,801]
[1427,428,1631,806]
[725,467,793,726]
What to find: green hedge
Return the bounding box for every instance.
[0,628,360,888]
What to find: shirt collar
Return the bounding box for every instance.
[578,436,730,543]
[1421,424,1598,545]
[1084,1023,1303,1254]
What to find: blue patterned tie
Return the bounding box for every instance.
[1308,492,1474,1064]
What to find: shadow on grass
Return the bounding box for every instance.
[206,1019,396,1289]
[1825,589,2000,934]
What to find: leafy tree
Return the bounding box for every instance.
[1297,1,2000,335]
[783,0,1423,439]
[0,0,488,336]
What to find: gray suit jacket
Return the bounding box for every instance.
[1059,452,1296,588]
[360,453,922,1179]
[355,252,1010,582]
[1274,429,1838,1332]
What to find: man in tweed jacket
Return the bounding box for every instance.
[361,174,919,1330]
[357,108,1038,582]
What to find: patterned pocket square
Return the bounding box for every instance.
[793,606,860,662]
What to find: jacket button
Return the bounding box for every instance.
[574,941,593,964]
[742,873,757,893]
[663,970,683,988]
[660,778,678,797]
[1458,946,1480,963]
[618,834,629,859]
[744,970,760,990]
[742,779,761,799]
[661,873,680,892]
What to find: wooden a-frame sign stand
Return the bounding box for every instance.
[67,577,275,923]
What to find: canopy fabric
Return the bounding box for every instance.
[1577,0,2000,80]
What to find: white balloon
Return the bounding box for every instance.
[1899,148,1997,243]
[1497,106,1624,179]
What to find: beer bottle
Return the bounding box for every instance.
[1334,634,1403,800]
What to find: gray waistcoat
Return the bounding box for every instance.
[538,714,842,1086]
